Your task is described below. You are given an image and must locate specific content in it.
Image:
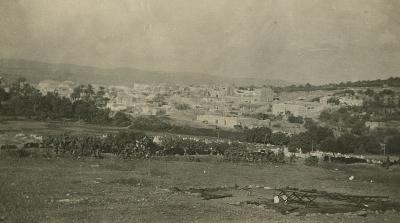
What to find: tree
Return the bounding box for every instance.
[327,97,340,105]
[244,127,272,144]
[0,87,9,101]
[112,112,131,127]
[71,85,83,101]
[364,88,375,97]
[73,100,98,122]
[270,132,290,146]
[71,84,95,101]
[350,120,367,136]
[0,87,9,111]
[319,110,331,121]
[304,119,334,144]
[318,137,337,153]
[386,135,400,155]
[288,132,313,153]
[356,135,380,154]
[379,89,395,96]
[335,134,357,154]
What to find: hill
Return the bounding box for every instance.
[0,59,291,86]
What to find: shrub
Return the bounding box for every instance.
[5,148,31,158]
[112,112,131,127]
[288,115,304,124]
[304,156,319,166]
[174,102,191,110]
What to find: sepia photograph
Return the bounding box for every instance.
[0,0,400,222]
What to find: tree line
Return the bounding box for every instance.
[273,77,400,92]
[0,78,130,126]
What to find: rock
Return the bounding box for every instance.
[273,196,279,204]
[349,176,354,181]
[228,201,241,206]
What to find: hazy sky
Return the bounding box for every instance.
[1,0,399,84]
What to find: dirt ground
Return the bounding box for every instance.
[1,155,399,223]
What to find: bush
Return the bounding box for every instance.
[327,97,340,105]
[387,135,400,155]
[304,156,319,166]
[5,148,31,158]
[288,115,304,124]
[174,102,191,110]
[112,112,131,127]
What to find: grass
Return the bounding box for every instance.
[1,120,400,222]
[322,162,400,188]
[109,177,150,186]
[0,155,399,222]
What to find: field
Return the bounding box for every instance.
[1,120,400,222]
[1,154,400,223]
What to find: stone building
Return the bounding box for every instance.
[259,87,274,102]
[197,115,238,128]
[272,101,325,118]
[197,114,271,129]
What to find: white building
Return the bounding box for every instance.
[197,115,239,128]
[106,103,127,112]
[272,102,325,118]
[37,80,74,98]
[197,115,270,129]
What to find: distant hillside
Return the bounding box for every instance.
[0,59,292,87]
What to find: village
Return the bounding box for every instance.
[33,79,371,134]
[1,0,400,222]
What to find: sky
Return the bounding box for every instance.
[0,0,400,84]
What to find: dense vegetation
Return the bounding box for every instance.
[0,78,130,126]
[1,77,399,156]
[287,119,400,155]
[273,77,400,92]
[41,131,286,163]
